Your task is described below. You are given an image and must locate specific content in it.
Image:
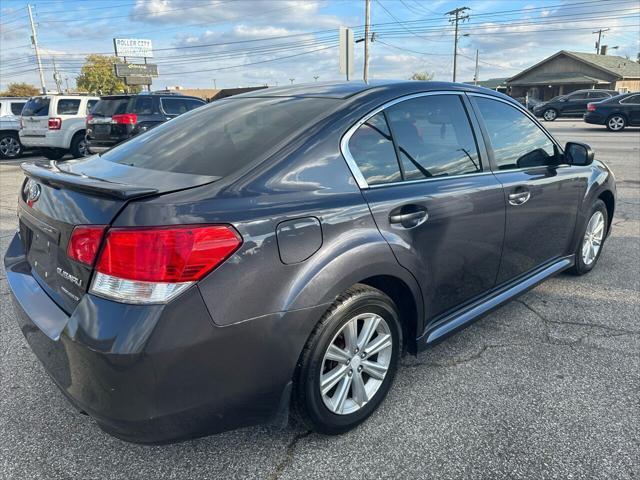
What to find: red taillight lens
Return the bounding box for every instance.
[95,225,242,283]
[67,225,107,266]
[48,117,62,130]
[587,103,596,112]
[86,114,94,126]
[112,113,137,125]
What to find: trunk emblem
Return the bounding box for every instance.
[24,179,41,207]
[56,267,83,288]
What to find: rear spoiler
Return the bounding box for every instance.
[21,162,158,200]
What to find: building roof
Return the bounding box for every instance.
[463,77,508,89]
[507,50,640,84]
[508,72,611,86]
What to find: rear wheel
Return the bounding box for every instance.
[606,114,626,132]
[0,132,22,159]
[543,108,558,121]
[70,132,89,158]
[293,284,402,434]
[41,148,66,160]
[570,199,608,275]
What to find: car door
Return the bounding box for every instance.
[344,92,506,319]
[621,94,640,125]
[563,91,589,115]
[469,94,584,284]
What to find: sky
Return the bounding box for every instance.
[1,0,639,91]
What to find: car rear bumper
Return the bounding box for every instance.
[583,112,606,125]
[19,130,67,149]
[86,142,114,154]
[4,232,324,443]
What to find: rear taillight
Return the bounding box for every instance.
[90,225,242,304]
[587,103,596,112]
[67,225,107,266]
[48,117,62,130]
[86,114,93,127]
[112,113,137,125]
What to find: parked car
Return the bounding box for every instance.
[5,81,616,443]
[584,92,640,131]
[515,96,542,112]
[0,97,28,159]
[533,89,618,121]
[86,92,206,154]
[19,95,99,160]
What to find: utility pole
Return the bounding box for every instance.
[593,28,609,54]
[212,78,217,89]
[64,77,69,93]
[52,57,63,93]
[473,49,479,85]
[27,4,47,94]
[289,78,295,85]
[446,6,470,82]
[364,0,371,83]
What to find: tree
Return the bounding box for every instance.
[1,82,40,97]
[76,54,141,94]
[409,71,434,81]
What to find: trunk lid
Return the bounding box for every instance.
[20,96,50,137]
[87,96,131,141]
[19,156,219,313]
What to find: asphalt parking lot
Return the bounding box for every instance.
[0,120,638,480]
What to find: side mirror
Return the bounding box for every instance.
[565,142,594,166]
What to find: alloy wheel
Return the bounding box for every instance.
[320,313,393,415]
[0,136,21,158]
[607,116,625,131]
[582,211,605,266]
[543,109,557,121]
[78,138,88,156]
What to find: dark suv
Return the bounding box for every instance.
[86,92,205,154]
[533,89,618,121]
[5,82,616,443]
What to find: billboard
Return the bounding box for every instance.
[124,76,153,86]
[113,38,153,58]
[114,63,158,77]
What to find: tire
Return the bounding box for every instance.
[41,148,67,160]
[293,284,402,434]
[0,132,23,159]
[569,199,608,275]
[606,114,626,132]
[70,132,89,158]
[543,108,558,121]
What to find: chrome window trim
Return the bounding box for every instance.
[367,170,495,189]
[340,90,465,189]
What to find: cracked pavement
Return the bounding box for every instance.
[1,120,639,479]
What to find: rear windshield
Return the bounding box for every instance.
[92,97,131,116]
[100,97,337,176]
[22,97,50,116]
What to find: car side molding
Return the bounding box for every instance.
[419,255,574,348]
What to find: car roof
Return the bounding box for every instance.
[235,80,515,102]
[99,94,204,100]
[0,97,29,101]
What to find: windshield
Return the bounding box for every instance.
[100,96,338,176]
[92,97,130,116]
[22,97,50,116]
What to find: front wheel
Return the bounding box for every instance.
[570,199,608,275]
[41,148,67,160]
[606,114,626,132]
[0,132,22,159]
[293,284,402,434]
[543,108,558,121]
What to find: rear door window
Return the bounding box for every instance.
[22,97,50,116]
[588,92,609,99]
[11,102,25,115]
[161,97,190,115]
[132,96,154,115]
[621,95,640,104]
[57,99,81,115]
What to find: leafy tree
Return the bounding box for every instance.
[1,82,40,97]
[409,71,434,81]
[76,55,141,94]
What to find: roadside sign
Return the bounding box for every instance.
[115,63,158,77]
[339,27,354,80]
[124,76,152,86]
[113,38,153,58]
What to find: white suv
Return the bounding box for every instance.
[20,95,99,160]
[0,97,28,159]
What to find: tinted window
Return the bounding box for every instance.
[621,95,640,104]
[588,91,609,99]
[475,97,560,170]
[92,97,130,117]
[348,112,401,185]
[568,92,588,100]
[385,95,481,180]
[22,97,50,116]
[86,99,98,114]
[161,98,189,115]
[11,102,25,115]
[132,96,154,115]
[57,99,80,115]
[101,97,336,176]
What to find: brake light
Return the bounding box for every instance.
[67,225,107,266]
[90,225,242,303]
[112,113,137,125]
[48,117,62,130]
[86,114,93,127]
[587,103,596,112]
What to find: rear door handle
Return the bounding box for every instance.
[508,190,531,206]
[389,207,428,228]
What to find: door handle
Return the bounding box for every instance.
[508,190,531,206]
[389,208,428,228]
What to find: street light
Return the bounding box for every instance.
[314,75,319,82]
[289,78,295,85]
